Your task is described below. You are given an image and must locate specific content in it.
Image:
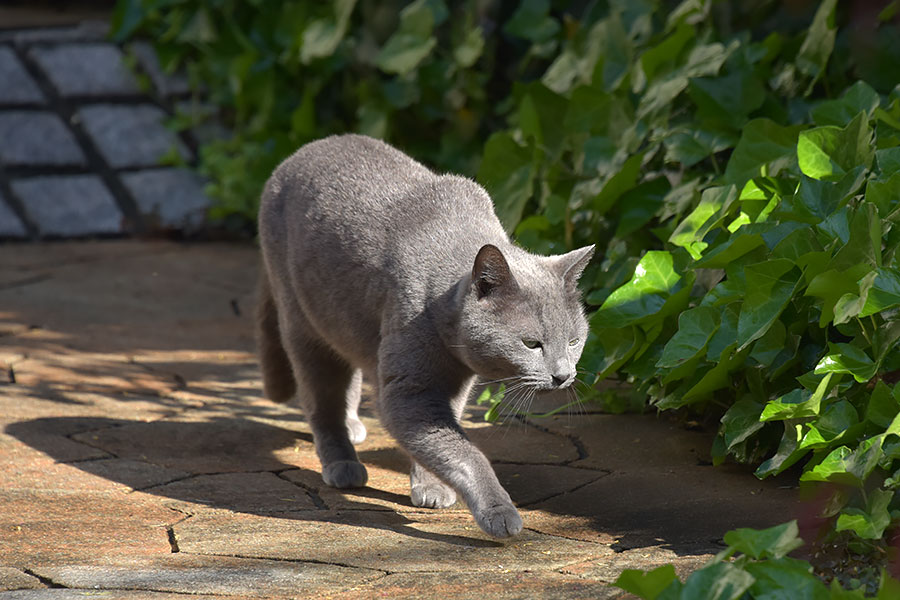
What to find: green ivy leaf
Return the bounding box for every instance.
[737,259,800,350]
[876,147,900,175]
[503,0,560,43]
[805,264,872,327]
[744,557,826,599]
[797,112,874,181]
[756,422,808,478]
[723,520,804,560]
[865,172,900,218]
[795,0,837,92]
[517,82,568,156]
[800,436,886,487]
[614,565,680,600]
[814,343,877,383]
[593,251,682,328]
[720,398,765,452]
[688,69,766,127]
[835,488,893,539]
[300,0,357,63]
[761,373,832,422]
[476,133,536,232]
[669,185,738,259]
[811,81,881,127]
[680,561,755,600]
[593,152,644,214]
[865,381,900,430]
[453,26,484,67]
[375,0,441,75]
[664,127,737,168]
[860,268,900,317]
[376,33,437,75]
[724,119,805,187]
[658,306,720,368]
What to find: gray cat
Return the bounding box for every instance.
[256,134,593,538]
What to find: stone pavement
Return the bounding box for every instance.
[0,241,803,599]
[0,21,213,240]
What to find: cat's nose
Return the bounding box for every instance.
[551,372,573,388]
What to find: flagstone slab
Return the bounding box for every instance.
[0,489,177,567]
[0,568,42,592]
[174,510,611,574]
[145,472,319,513]
[11,175,122,237]
[34,554,380,598]
[121,168,209,231]
[0,194,27,238]
[0,112,85,167]
[337,571,623,600]
[77,104,190,169]
[29,43,140,98]
[0,47,44,105]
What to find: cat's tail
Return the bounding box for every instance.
[256,265,297,403]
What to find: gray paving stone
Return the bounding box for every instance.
[0,567,42,591]
[11,175,123,237]
[0,193,28,238]
[147,472,319,512]
[0,47,45,105]
[122,168,209,231]
[35,555,380,597]
[77,104,191,169]
[28,43,140,98]
[130,41,191,97]
[0,111,85,167]
[0,21,109,45]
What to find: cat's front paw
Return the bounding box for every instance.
[322,460,368,488]
[411,481,457,509]
[474,503,523,538]
[346,417,367,445]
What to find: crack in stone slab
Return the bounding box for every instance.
[22,568,66,589]
[516,470,612,508]
[517,415,589,462]
[0,273,51,291]
[274,470,328,510]
[187,551,394,576]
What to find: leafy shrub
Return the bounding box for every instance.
[476,0,900,546]
[615,521,900,599]
[112,0,537,224]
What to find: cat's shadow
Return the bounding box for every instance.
[4,414,505,549]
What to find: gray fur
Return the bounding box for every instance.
[257,134,593,538]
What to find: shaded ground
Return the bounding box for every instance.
[0,241,802,598]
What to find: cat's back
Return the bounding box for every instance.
[259,134,503,264]
[262,134,432,230]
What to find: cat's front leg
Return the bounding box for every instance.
[378,365,522,537]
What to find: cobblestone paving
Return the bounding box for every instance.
[0,21,211,240]
[0,242,805,599]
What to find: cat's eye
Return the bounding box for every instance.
[523,339,542,350]
[568,338,580,347]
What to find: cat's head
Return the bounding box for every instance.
[455,244,594,391]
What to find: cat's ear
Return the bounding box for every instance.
[556,245,595,293]
[472,244,515,299]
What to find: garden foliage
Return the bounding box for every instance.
[614,521,900,599]
[113,0,900,579]
[473,0,900,548]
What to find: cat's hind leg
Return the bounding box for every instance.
[345,369,367,444]
[279,314,367,489]
[255,268,296,403]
